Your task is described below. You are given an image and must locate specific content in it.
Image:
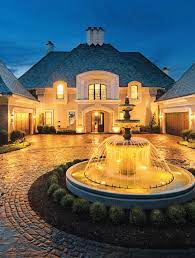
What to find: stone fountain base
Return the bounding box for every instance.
[66,161,195,209]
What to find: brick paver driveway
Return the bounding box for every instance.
[0,133,195,257]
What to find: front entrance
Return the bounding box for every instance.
[91,111,104,132]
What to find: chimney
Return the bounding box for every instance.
[86,27,104,46]
[162,67,169,75]
[46,41,54,54]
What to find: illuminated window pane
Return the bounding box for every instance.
[45,111,53,125]
[68,111,76,125]
[88,84,107,100]
[101,84,106,100]
[57,84,64,99]
[131,85,138,99]
[89,84,94,100]
[95,84,100,100]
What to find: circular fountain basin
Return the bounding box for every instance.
[66,161,195,209]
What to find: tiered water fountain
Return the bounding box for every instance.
[66,97,195,208]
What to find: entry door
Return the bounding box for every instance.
[91,112,104,132]
[165,112,189,135]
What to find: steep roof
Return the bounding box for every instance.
[0,61,36,100]
[19,44,174,89]
[159,64,195,101]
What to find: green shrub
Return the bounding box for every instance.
[150,209,165,226]
[140,125,150,133]
[52,188,67,203]
[166,204,186,225]
[90,202,107,223]
[37,125,43,134]
[72,159,82,165]
[0,130,8,145]
[185,202,195,223]
[56,166,65,177]
[109,206,125,224]
[60,194,75,208]
[57,130,76,135]
[151,125,160,133]
[129,207,146,226]
[49,126,56,134]
[10,130,25,143]
[65,162,73,169]
[47,174,59,187]
[47,183,59,196]
[72,198,90,215]
[42,125,50,134]
[181,129,192,141]
[189,131,195,140]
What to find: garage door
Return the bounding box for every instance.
[165,112,189,136]
[14,113,30,134]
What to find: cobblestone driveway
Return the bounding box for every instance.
[0,134,195,257]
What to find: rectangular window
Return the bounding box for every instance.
[56,84,64,99]
[101,84,106,100]
[131,85,138,99]
[45,111,53,125]
[68,111,76,125]
[89,84,94,100]
[95,84,101,100]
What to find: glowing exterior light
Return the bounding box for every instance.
[94,111,99,116]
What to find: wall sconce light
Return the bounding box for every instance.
[94,112,99,116]
[33,115,36,119]
[159,114,163,119]
[112,126,121,133]
[190,113,195,120]
[76,126,84,133]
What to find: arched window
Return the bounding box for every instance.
[56,84,64,99]
[88,84,107,100]
[131,85,138,99]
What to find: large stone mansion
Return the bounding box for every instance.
[1,27,194,137]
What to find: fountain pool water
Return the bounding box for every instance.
[66,97,195,208]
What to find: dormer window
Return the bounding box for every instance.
[88,84,107,100]
[56,84,64,99]
[131,85,138,99]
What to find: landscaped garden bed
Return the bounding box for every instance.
[28,160,195,249]
[179,130,195,149]
[0,130,30,154]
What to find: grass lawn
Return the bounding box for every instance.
[179,140,195,149]
[0,141,30,154]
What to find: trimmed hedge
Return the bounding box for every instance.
[109,206,125,225]
[60,194,75,208]
[150,209,165,226]
[10,130,25,143]
[90,202,107,223]
[47,183,59,196]
[45,160,195,227]
[52,188,67,203]
[129,207,146,226]
[166,204,186,225]
[72,198,90,215]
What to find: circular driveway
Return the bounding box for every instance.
[0,133,195,257]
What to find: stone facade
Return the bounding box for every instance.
[34,70,159,133]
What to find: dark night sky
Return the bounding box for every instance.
[0,0,195,79]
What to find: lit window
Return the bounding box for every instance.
[88,84,107,100]
[45,111,53,125]
[68,111,76,125]
[56,84,64,99]
[131,85,138,99]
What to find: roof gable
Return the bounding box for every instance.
[19,43,174,89]
[0,61,36,100]
[159,64,195,101]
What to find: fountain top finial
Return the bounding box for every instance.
[125,96,129,105]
